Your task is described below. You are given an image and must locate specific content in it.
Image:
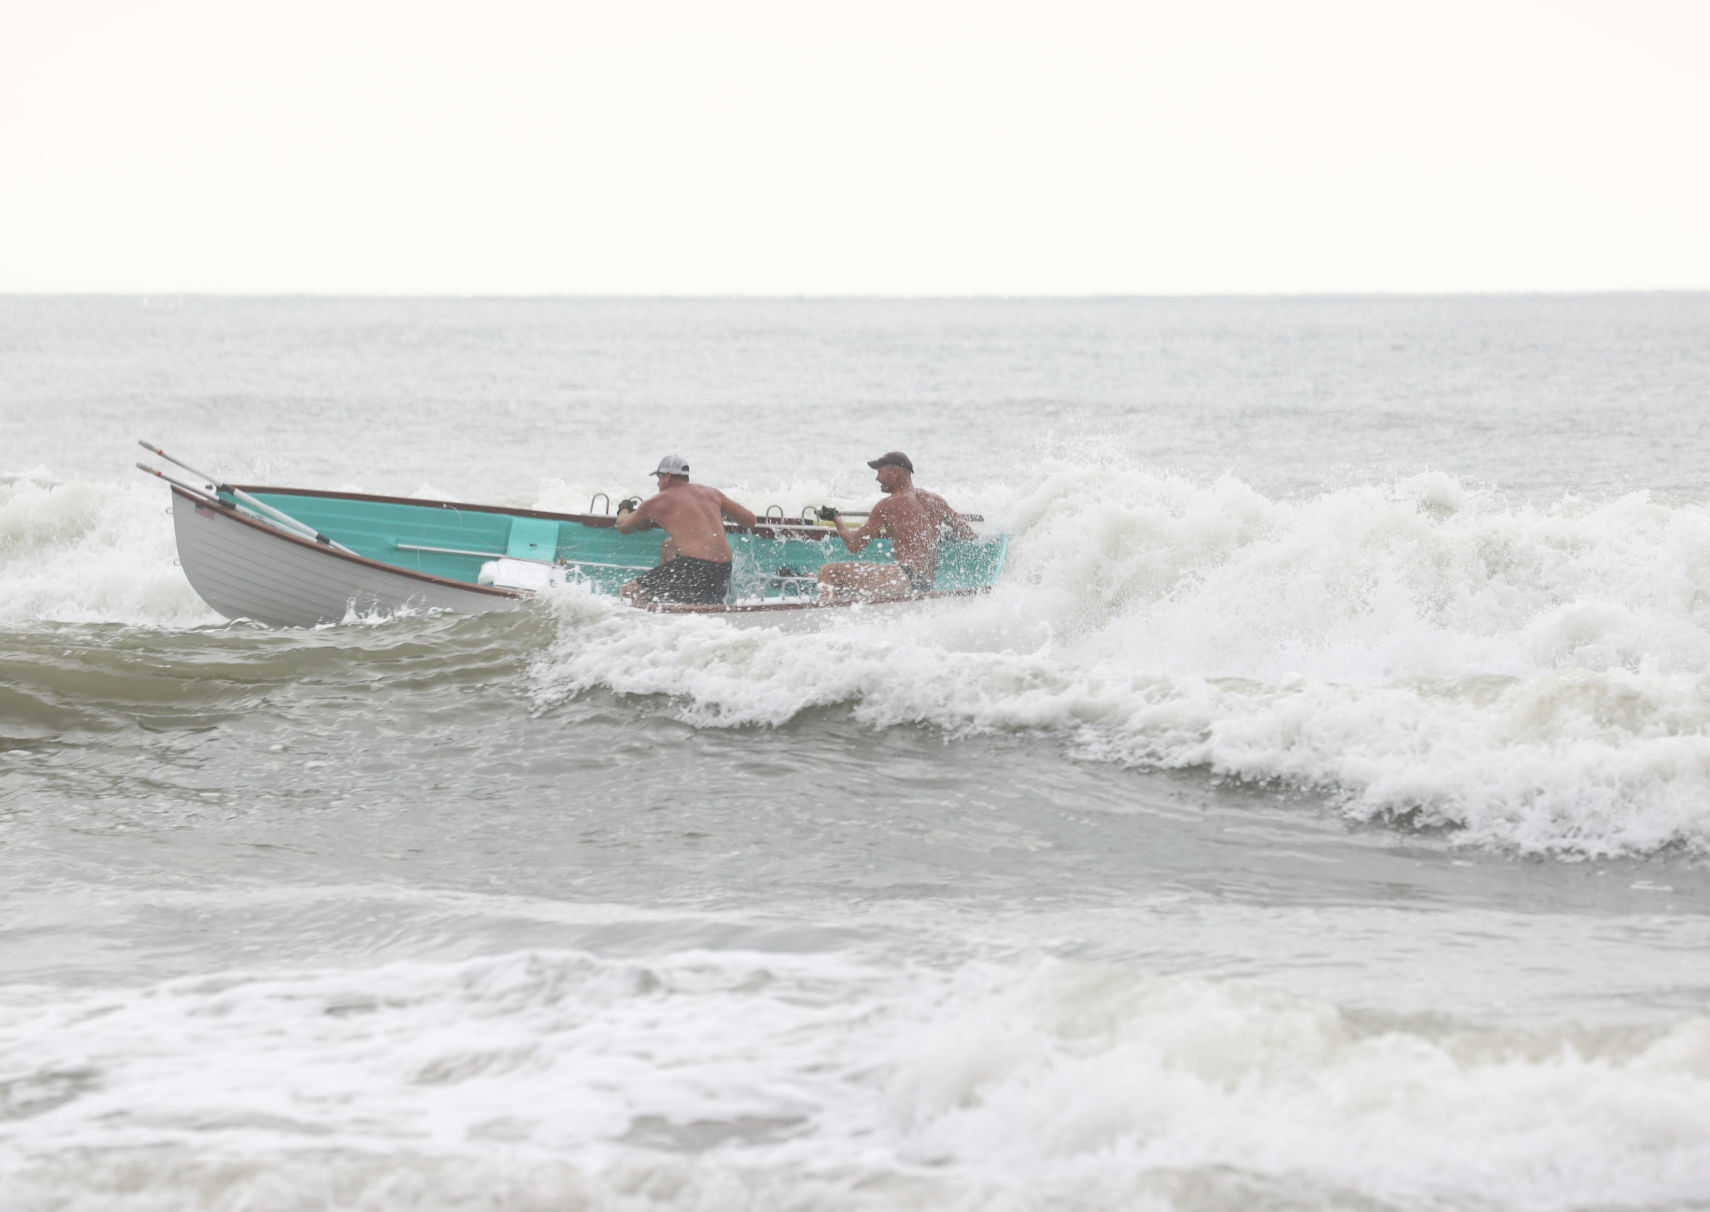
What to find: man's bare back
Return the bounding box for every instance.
[864,488,968,580]
[619,482,748,562]
[615,457,757,604]
[817,451,976,600]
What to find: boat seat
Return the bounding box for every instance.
[505,516,559,562]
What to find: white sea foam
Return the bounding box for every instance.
[0,474,217,627]
[533,461,1710,857]
[2,949,1706,1211]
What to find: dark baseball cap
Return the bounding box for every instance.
[866,451,913,472]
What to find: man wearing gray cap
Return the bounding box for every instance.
[817,451,977,600]
[614,455,757,605]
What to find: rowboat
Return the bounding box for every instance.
[138,444,1008,628]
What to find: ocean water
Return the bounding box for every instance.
[3,294,1710,1211]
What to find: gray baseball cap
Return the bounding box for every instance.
[653,454,690,476]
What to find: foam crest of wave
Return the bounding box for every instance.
[1006,463,1710,680]
[534,464,1710,855]
[0,473,215,626]
[3,950,1706,1211]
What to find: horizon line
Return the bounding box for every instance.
[4,288,1707,302]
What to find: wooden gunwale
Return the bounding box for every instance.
[644,586,990,615]
[233,484,838,541]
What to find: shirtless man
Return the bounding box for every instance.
[614,455,757,605]
[817,451,977,600]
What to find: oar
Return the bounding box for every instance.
[136,462,221,504]
[137,440,359,556]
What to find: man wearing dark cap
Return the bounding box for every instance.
[817,451,977,600]
[614,455,757,605]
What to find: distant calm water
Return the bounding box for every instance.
[4,295,1710,1211]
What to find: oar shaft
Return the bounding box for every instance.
[137,440,358,556]
[137,462,220,504]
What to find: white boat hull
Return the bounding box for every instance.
[172,489,526,627]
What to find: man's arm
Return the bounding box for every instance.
[613,495,657,534]
[720,493,757,531]
[831,502,887,553]
[927,492,978,541]
[944,508,978,542]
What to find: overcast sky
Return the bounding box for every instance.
[2,0,1705,294]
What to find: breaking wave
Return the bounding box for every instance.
[531,461,1710,858]
[10,460,1710,857]
[3,945,1706,1212]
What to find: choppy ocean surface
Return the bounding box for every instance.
[3,295,1710,1211]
